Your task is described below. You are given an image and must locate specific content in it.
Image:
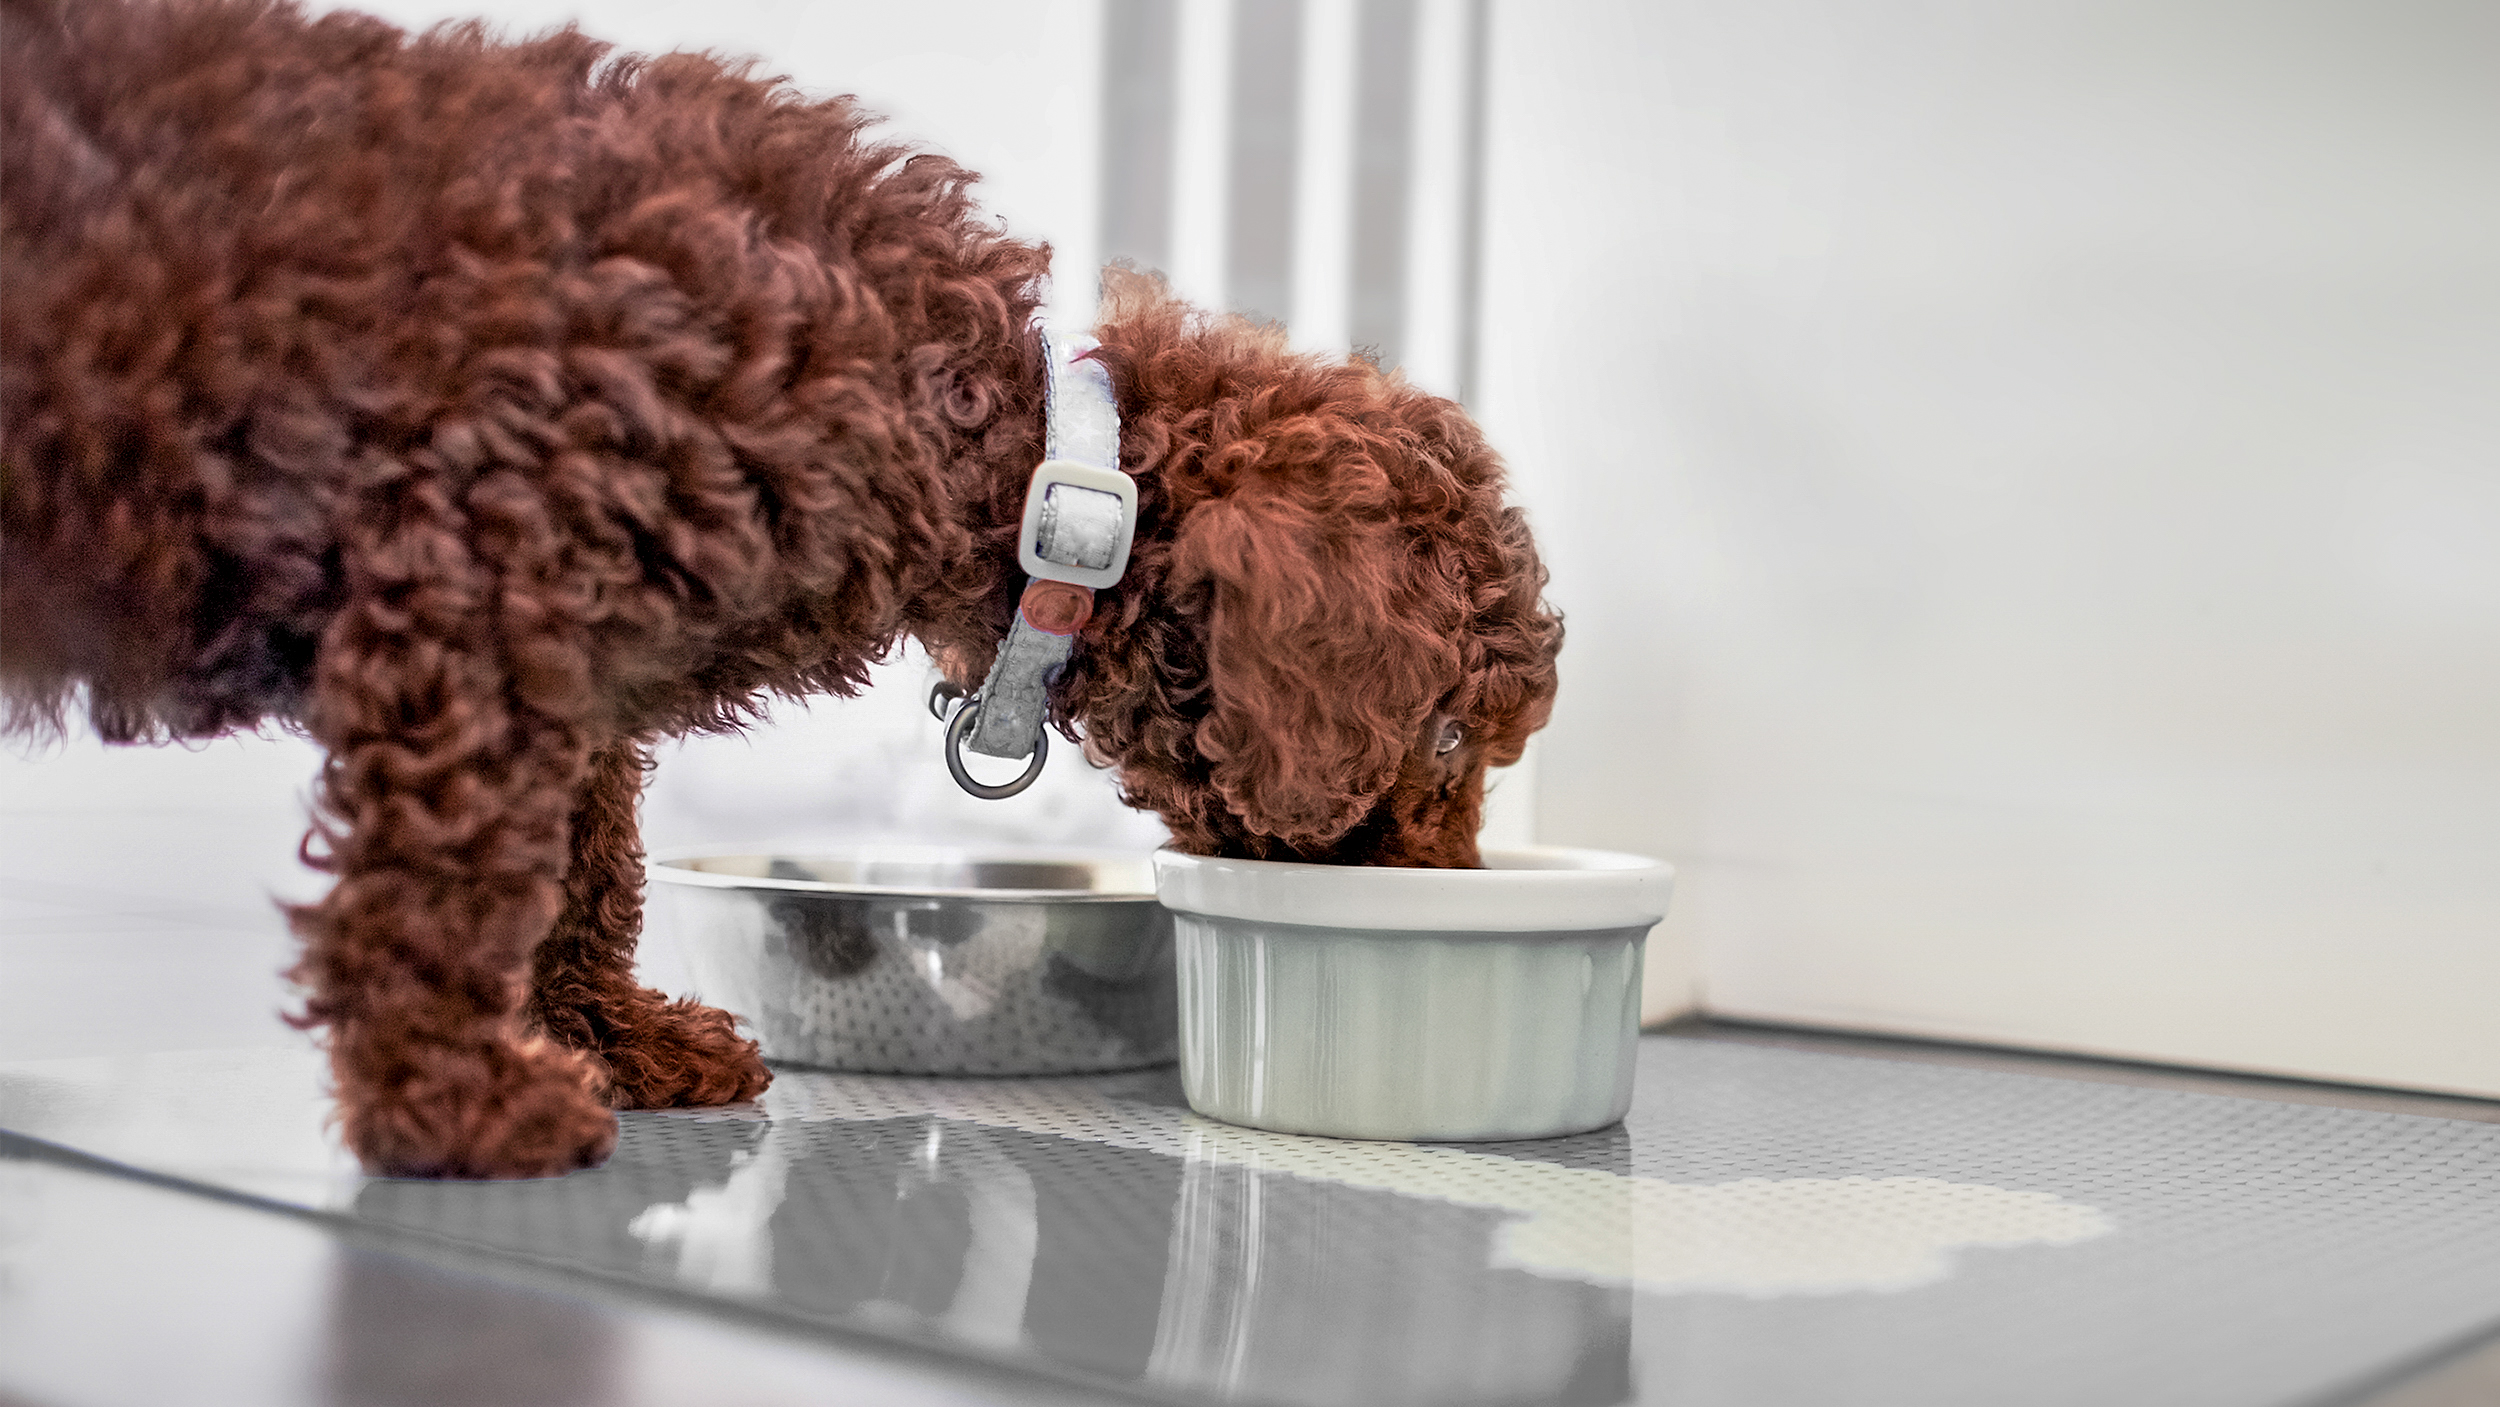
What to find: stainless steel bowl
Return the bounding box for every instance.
[647,848,1176,1075]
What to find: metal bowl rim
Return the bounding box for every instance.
[646,843,1163,902]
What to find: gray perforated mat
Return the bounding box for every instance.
[3,1037,2495,1406]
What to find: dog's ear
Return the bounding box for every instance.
[1166,489,1462,849]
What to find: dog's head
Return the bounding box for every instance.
[1041,273,1562,868]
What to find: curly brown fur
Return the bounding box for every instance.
[1061,288,1561,865]
[1,0,1561,1178]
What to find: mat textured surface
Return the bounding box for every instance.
[4,1036,2496,1407]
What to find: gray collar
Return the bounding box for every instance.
[942,328,1135,799]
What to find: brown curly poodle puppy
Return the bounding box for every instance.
[0,0,1562,1177]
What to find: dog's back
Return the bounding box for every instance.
[1,0,1051,744]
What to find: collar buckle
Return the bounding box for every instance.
[1017,459,1137,590]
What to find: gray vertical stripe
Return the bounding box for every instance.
[1226,0,1303,327]
[1349,0,1418,370]
[1100,0,1180,282]
[1456,0,1490,407]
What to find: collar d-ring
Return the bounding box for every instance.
[944,699,1049,799]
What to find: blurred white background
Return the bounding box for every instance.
[3,0,2492,1094]
[1476,0,2499,1094]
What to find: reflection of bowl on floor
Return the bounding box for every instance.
[1154,848,1673,1142]
[648,848,1175,1075]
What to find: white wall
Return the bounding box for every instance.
[1477,0,2500,1093]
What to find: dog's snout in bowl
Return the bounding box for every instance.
[650,849,1177,1076]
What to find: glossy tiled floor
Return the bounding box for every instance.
[9,1035,2500,1407]
[3,800,2498,1406]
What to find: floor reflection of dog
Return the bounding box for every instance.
[1,0,1561,1178]
[632,1116,1039,1350]
[621,1102,1630,1403]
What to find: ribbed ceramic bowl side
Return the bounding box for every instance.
[1172,915,1645,1141]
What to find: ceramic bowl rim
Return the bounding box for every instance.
[1152,845,1673,933]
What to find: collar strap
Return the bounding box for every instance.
[948,329,1134,795]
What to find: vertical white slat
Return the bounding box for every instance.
[1169,0,1235,311]
[1444,2,1533,854]
[1042,0,1106,328]
[1289,0,1358,354]
[1223,0,1304,326]
[1399,0,1469,399]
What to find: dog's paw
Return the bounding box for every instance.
[337,1036,620,1179]
[594,994,773,1110]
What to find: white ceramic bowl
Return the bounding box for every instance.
[1152,847,1673,1141]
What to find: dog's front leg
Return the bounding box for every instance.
[526,738,771,1109]
[288,598,618,1179]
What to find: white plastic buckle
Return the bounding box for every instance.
[1017,459,1137,590]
